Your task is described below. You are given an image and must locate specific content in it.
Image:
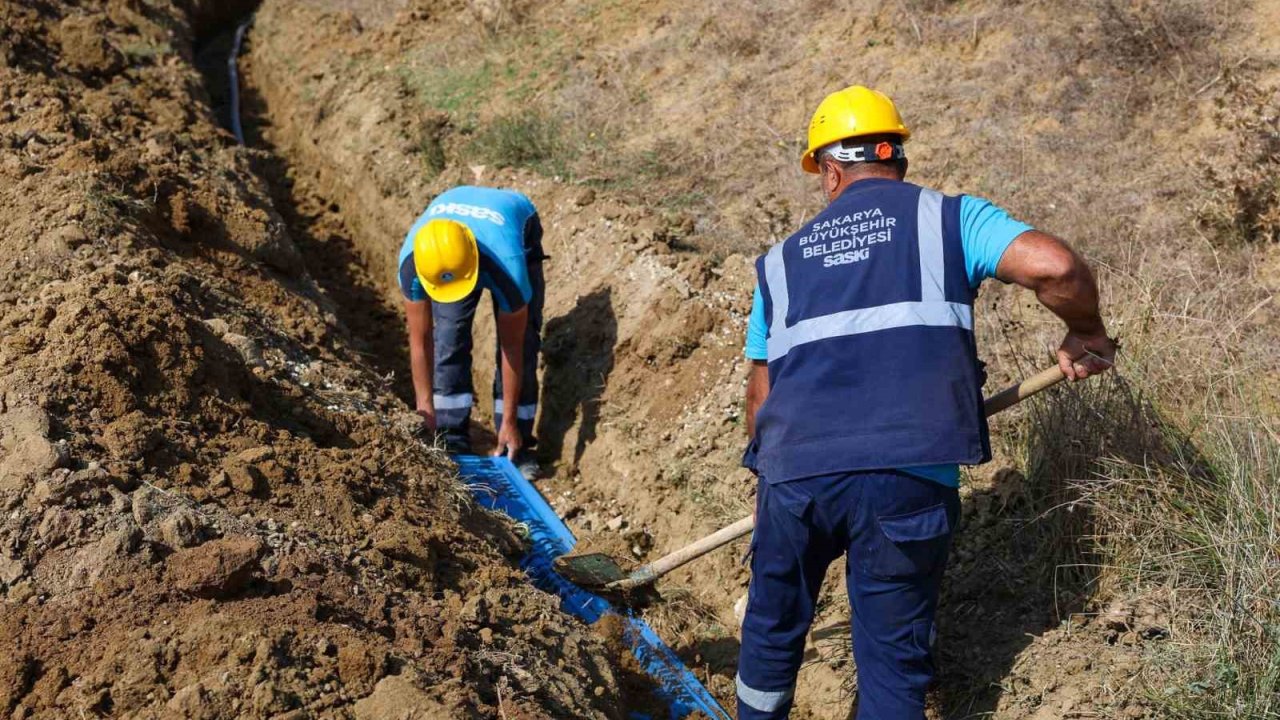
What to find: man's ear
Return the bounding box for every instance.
[820,158,841,198]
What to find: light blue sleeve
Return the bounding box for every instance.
[959,196,1034,288]
[397,217,429,301]
[745,285,768,361]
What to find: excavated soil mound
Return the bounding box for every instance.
[0,1,633,717]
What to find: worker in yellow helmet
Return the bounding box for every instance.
[397,186,547,480]
[734,86,1115,719]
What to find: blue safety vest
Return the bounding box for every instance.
[753,178,990,483]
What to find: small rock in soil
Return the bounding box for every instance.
[223,332,266,368]
[227,465,264,495]
[131,486,164,526]
[202,318,230,337]
[167,535,264,599]
[0,552,26,586]
[157,507,208,548]
[351,672,445,720]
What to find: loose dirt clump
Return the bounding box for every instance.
[0,1,636,718]
[167,535,266,599]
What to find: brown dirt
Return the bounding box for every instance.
[0,1,635,718]
[4,0,1278,718]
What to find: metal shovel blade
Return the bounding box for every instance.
[553,552,629,588]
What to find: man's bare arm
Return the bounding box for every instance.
[996,230,1116,380]
[493,306,528,460]
[745,360,769,438]
[404,299,436,428]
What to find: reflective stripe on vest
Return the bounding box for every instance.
[764,188,972,362]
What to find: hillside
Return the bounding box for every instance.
[0,0,1277,718]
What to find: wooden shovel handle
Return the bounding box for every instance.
[983,365,1065,416]
[612,515,756,589]
[611,364,1066,590]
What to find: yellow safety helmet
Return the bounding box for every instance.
[801,85,910,174]
[413,218,479,303]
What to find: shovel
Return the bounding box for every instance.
[554,364,1067,592]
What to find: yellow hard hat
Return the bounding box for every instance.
[801,85,910,174]
[413,219,479,303]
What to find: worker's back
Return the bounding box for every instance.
[752,177,989,483]
[399,186,538,313]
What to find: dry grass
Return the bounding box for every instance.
[1201,77,1280,245]
[974,254,1280,714]
[1075,386,1280,717]
[467,0,528,35]
[1094,0,1234,74]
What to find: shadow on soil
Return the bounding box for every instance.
[537,287,617,470]
[235,85,414,405]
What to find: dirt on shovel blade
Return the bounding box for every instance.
[554,553,662,609]
[555,552,629,588]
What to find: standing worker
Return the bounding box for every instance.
[398,185,546,480]
[736,86,1116,719]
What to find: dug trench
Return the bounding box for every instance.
[240,2,1175,718]
[0,0,654,717]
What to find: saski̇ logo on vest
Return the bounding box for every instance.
[429,202,506,225]
[799,206,897,263]
[822,247,872,267]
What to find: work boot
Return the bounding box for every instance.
[514,451,540,482]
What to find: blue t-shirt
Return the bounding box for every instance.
[744,194,1033,487]
[398,186,538,312]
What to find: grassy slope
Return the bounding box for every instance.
[275,0,1280,715]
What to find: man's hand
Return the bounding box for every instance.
[416,402,437,432]
[493,420,522,461]
[1057,330,1116,381]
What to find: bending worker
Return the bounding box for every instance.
[398,185,545,480]
[736,86,1116,719]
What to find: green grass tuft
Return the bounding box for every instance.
[466,112,569,175]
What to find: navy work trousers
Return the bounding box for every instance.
[432,247,545,453]
[736,470,960,720]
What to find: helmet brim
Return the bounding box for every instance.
[800,151,820,174]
